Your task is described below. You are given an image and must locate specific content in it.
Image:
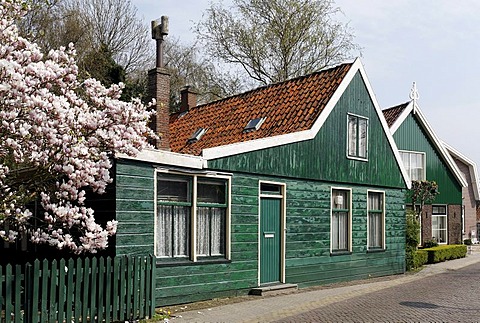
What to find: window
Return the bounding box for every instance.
[400,151,425,181]
[432,205,447,244]
[368,191,384,250]
[347,114,368,159]
[331,189,351,252]
[156,173,229,261]
[244,117,265,132]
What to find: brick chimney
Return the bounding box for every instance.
[149,16,170,150]
[180,85,197,113]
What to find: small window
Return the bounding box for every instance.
[157,176,191,203]
[368,191,384,250]
[244,117,265,132]
[260,183,282,195]
[198,179,226,204]
[347,114,368,159]
[400,151,425,181]
[331,189,351,252]
[432,205,447,244]
[188,127,206,143]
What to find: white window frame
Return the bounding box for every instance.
[432,204,447,245]
[367,190,385,250]
[347,113,369,161]
[154,169,231,262]
[330,187,352,253]
[399,150,426,181]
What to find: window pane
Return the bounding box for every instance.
[157,176,190,202]
[369,213,382,248]
[358,118,368,158]
[368,192,382,211]
[196,207,225,256]
[333,212,348,251]
[156,205,190,257]
[348,116,357,156]
[198,180,226,204]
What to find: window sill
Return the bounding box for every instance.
[156,258,231,267]
[330,251,352,256]
[367,248,386,253]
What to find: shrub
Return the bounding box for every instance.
[423,239,439,248]
[405,212,421,271]
[423,245,467,264]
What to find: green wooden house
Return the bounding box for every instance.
[113,58,410,306]
[383,88,467,246]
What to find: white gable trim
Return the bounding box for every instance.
[443,141,479,200]
[117,148,204,169]
[201,58,411,189]
[393,102,467,188]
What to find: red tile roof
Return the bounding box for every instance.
[169,63,353,156]
[382,102,409,128]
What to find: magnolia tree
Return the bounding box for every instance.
[0,0,156,253]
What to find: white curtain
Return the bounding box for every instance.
[369,213,382,248]
[348,116,357,156]
[333,212,348,250]
[156,205,189,257]
[358,118,368,158]
[197,207,225,256]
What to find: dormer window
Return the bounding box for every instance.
[188,127,206,143]
[244,117,265,133]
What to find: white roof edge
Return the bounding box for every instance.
[356,60,411,189]
[389,101,414,135]
[411,104,468,188]
[442,141,480,200]
[117,148,204,169]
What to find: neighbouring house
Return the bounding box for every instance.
[382,87,467,246]
[110,57,411,306]
[443,142,480,243]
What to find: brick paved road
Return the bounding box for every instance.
[276,262,480,323]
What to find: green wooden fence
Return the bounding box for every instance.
[0,255,156,322]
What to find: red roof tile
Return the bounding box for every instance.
[169,63,353,156]
[382,102,410,128]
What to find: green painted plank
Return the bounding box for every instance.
[89,257,98,322]
[81,258,90,322]
[40,260,49,323]
[119,257,126,319]
[5,264,12,323]
[65,258,75,323]
[133,257,140,319]
[97,257,105,323]
[74,258,83,323]
[14,264,21,323]
[139,256,146,318]
[126,257,133,319]
[105,257,112,323]
[112,257,120,321]
[57,259,66,322]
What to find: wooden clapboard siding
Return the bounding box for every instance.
[208,72,405,190]
[115,160,155,256]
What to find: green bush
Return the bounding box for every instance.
[423,245,467,264]
[405,212,421,271]
[423,239,438,248]
[413,250,428,268]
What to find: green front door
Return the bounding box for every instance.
[260,197,281,284]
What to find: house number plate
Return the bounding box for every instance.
[264,232,275,238]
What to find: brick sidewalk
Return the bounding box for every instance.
[168,251,480,322]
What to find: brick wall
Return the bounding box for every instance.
[148,67,170,150]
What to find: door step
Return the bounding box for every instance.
[250,283,298,296]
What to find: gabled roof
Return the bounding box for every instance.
[148,57,411,188]
[443,141,480,200]
[169,62,352,156]
[382,100,467,188]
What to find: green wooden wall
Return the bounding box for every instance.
[208,72,405,190]
[393,114,462,204]
[114,159,405,306]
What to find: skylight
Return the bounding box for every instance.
[244,117,265,132]
[188,127,206,143]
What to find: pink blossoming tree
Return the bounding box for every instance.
[0,0,156,253]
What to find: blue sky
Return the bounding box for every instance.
[133,0,480,167]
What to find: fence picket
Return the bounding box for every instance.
[65,258,75,323]
[58,258,66,322]
[82,258,90,322]
[13,265,21,323]
[74,258,83,323]
[105,257,112,323]
[0,255,156,322]
[31,260,40,323]
[5,264,12,323]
